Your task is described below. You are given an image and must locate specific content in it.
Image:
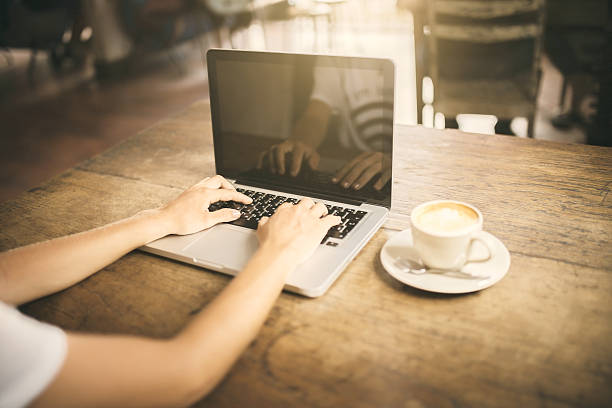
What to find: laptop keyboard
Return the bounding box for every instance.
[208,187,368,240]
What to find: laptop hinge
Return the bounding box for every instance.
[234,177,364,206]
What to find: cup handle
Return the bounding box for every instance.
[466,231,494,264]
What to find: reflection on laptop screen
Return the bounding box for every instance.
[207,50,394,208]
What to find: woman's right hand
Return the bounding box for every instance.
[332,151,391,191]
[256,198,340,263]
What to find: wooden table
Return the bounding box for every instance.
[2,100,611,407]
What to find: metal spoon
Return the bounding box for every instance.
[394,257,490,280]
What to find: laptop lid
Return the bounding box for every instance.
[207,49,394,209]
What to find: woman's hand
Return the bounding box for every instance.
[160,175,252,235]
[332,152,391,191]
[256,140,321,176]
[256,198,340,263]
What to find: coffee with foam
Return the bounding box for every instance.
[414,202,479,234]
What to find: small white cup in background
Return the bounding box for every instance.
[410,200,493,271]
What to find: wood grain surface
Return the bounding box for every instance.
[1,100,611,407]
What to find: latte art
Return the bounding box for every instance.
[414,202,478,234]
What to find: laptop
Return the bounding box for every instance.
[142,49,395,297]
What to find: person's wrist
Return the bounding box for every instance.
[257,241,300,270]
[137,208,176,240]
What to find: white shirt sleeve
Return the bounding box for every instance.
[0,301,67,408]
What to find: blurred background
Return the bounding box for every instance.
[0,0,610,202]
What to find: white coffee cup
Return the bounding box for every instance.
[410,200,493,271]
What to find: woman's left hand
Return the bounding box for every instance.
[159,175,252,235]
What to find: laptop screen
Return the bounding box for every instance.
[207,50,394,208]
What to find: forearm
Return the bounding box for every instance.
[30,193,334,408]
[291,99,332,148]
[0,209,171,305]
[33,245,297,408]
[175,245,297,399]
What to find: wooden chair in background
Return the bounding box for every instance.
[424,0,546,137]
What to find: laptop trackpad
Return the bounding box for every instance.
[183,225,259,272]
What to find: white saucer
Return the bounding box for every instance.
[380,229,510,294]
